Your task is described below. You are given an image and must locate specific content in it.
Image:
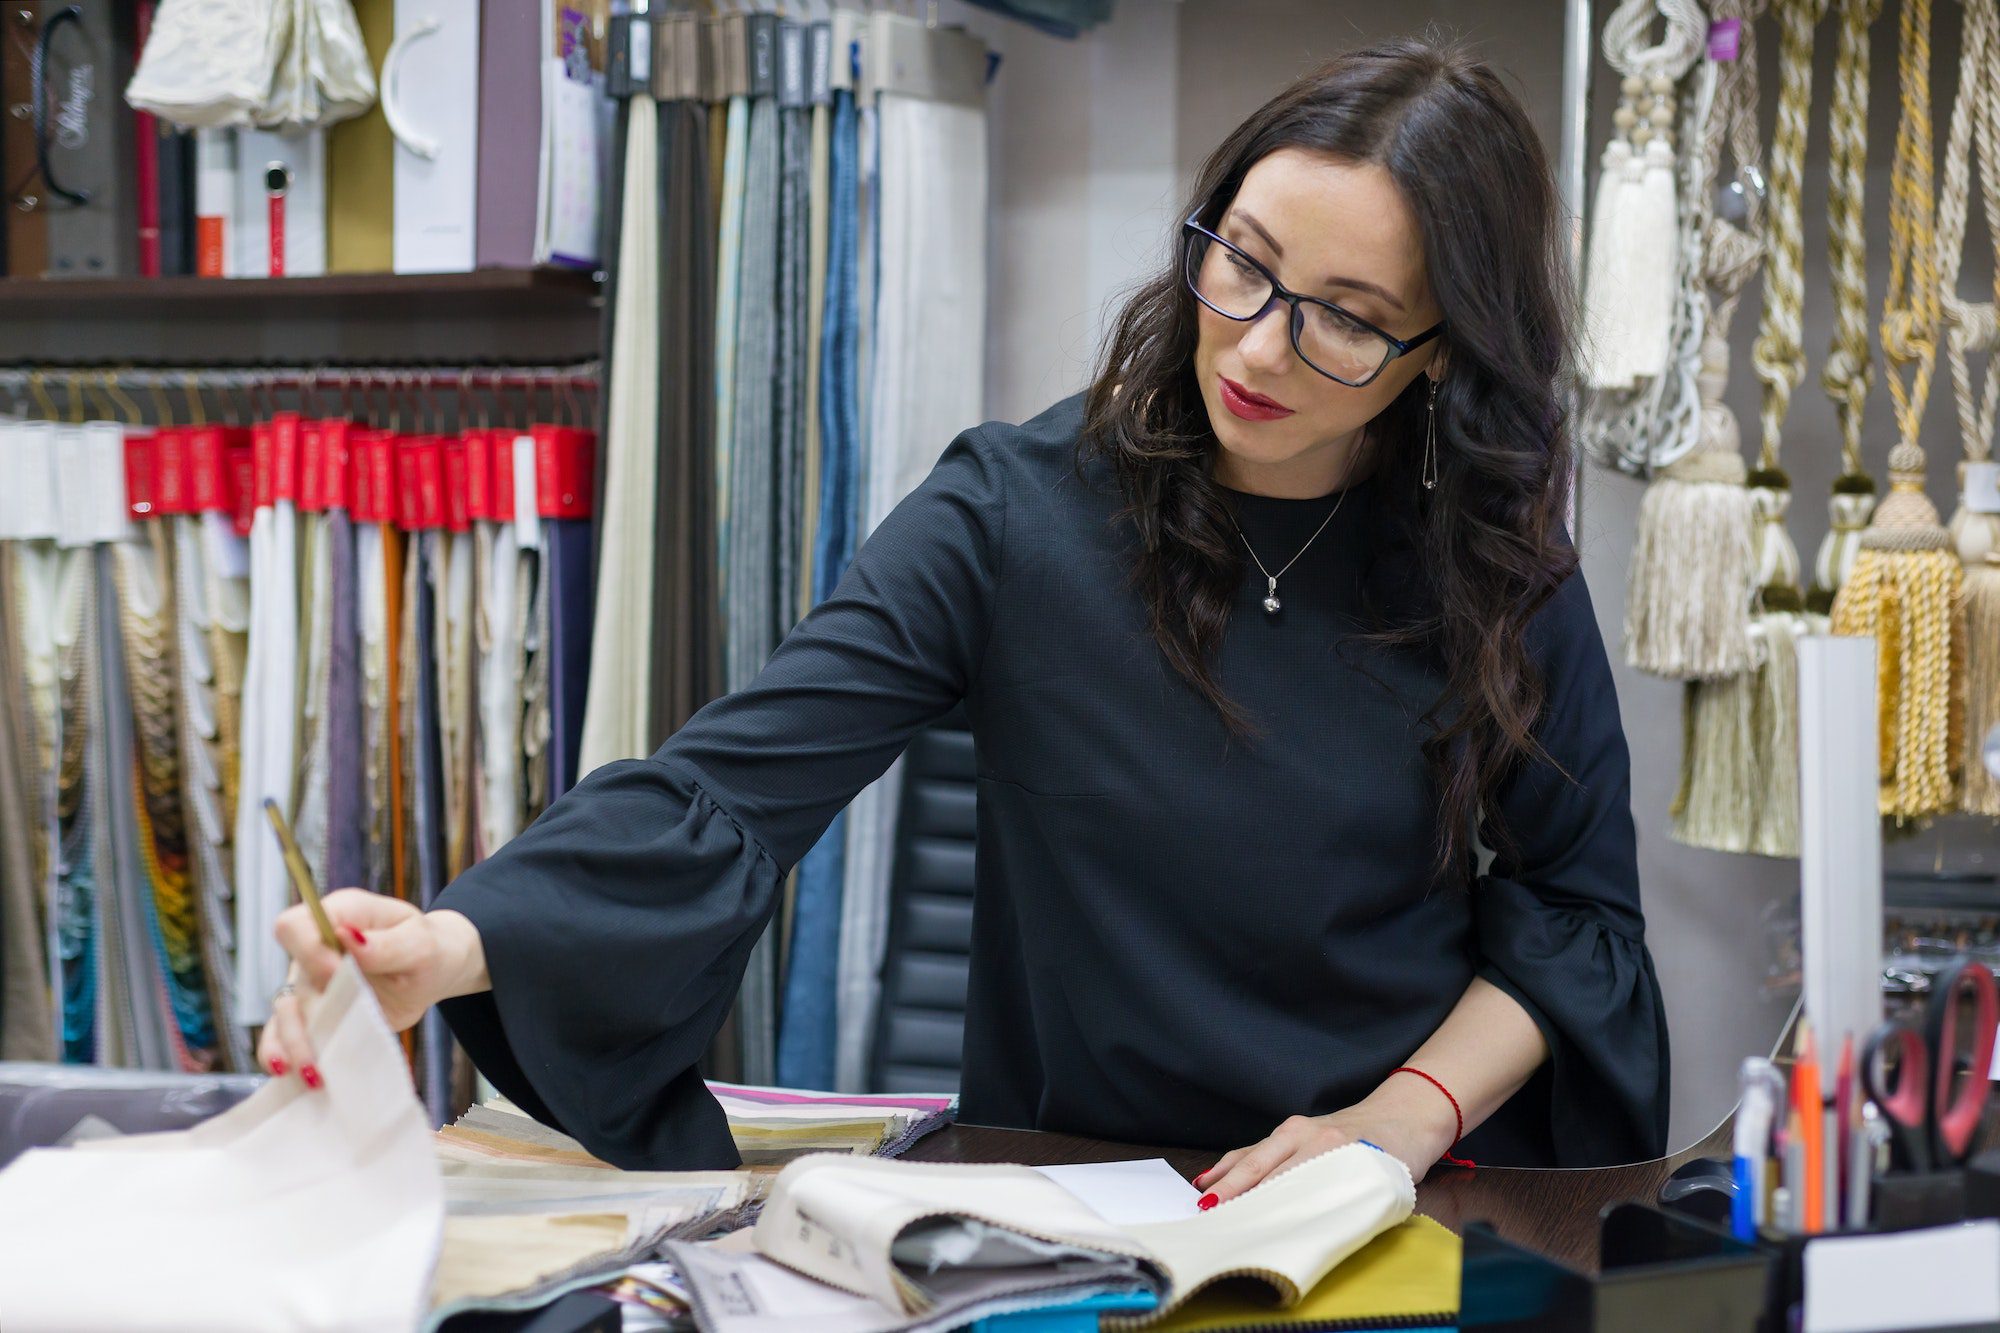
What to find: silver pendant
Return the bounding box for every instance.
[1262,577,1281,615]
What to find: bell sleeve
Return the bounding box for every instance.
[1469,566,1671,1166]
[434,428,1008,1170]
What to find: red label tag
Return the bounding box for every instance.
[298,420,327,512]
[490,434,517,524]
[319,420,351,512]
[153,427,190,515]
[533,425,597,519]
[369,432,397,525]
[227,443,255,536]
[416,437,445,531]
[463,429,492,522]
[271,412,302,504]
[395,436,423,530]
[348,430,375,522]
[252,422,275,510]
[123,433,158,519]
[442,436,471,532]
[189,425,232,513]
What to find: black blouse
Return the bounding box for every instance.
[437,392,1670,1171]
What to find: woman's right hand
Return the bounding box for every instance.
[257,890,489,1083]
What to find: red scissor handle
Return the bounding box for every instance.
[1863,1023,1931,1138]
[1929,962,1999,1162]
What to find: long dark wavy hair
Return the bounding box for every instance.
[1079,36,1580,886]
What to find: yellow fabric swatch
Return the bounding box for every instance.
[1142,1214,1460,1332]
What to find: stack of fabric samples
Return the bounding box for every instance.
[434,1082,956,1171]
[429,1158,756,1328]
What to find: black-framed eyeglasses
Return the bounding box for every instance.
[1182,214,1444,388]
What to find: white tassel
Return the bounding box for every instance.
[1621,135,1681,384]
[1583,139,1639,389]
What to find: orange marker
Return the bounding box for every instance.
[1796,1021,1823,1233]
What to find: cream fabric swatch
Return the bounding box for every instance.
[0,959,443,1332]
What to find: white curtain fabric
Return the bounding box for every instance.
[234,498,298,1028]
[577,97,663,776]
[834,92,988,1092]
[126,0,377,132]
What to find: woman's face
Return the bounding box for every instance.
[1192,147,1446,498]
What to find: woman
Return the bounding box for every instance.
[264,38,1669,1193]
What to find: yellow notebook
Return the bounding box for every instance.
[1139,1214,1461,1332]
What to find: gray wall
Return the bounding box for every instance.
[960,0,1995,1153]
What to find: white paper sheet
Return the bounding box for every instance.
[0,961,443,1332]
[1803,1221,2000,1333]
[1032,1159,1202,1227]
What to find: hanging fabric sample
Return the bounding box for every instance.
[233,416,300,1029]
[649,11,722,747]
[0,536,57,1061]
[577,73,663,776]
[315,420,368,891]
[163,423,254,1071]
[729,13,787,1090]
[836,14,991,1093]
[779,61,865,1094]
[1939,0,2000,812]
[775,22,813,647]
[1808,0,1883,617]
[1830,0,1964,821]
[1661,2,1775,852]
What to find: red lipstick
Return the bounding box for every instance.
[1218,376,1294,422]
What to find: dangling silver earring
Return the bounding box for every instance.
[1422,377,1440,491]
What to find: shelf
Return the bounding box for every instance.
[0,267,603,319]
[0,267,605,365]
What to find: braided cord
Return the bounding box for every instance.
[1882,0,1942,451]
[1823,0,1881,479]
[1703,0,1772,339]
[1752,0,1831,472]
[1939,0,2000,463]
[1602,0,1711,77]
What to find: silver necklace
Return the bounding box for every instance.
[1231,485,1348,616]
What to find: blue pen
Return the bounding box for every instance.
[1732,1057,1779,1240]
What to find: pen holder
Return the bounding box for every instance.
[1458,1202,1773,1332]
[1663,1155,1983,1331]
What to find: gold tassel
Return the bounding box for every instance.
[1952,500,2000,814]
[1830,442,1964,819]
[1672,673,1758,852]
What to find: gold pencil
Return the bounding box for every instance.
[262,798,344,954]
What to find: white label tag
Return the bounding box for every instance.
[84,422,133,544]
[0,422,20,540]
[53,427,94,548]
[1964,461,2000,514]
[513,434,541,551]
[14,422,59,540]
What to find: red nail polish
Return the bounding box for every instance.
[1198,1193,1218,1211]
[345,925,367,947]
[269,1058,286,1076]
[301,1065,323,1090]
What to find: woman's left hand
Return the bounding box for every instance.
[1192,1100,1453,1206]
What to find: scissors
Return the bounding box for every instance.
[1860,958,1999,1173]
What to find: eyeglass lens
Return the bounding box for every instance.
[1186,233,1391,384]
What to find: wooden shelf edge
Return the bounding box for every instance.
[0,267,603,310]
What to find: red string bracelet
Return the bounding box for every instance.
[1389,1066,1478,1170]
